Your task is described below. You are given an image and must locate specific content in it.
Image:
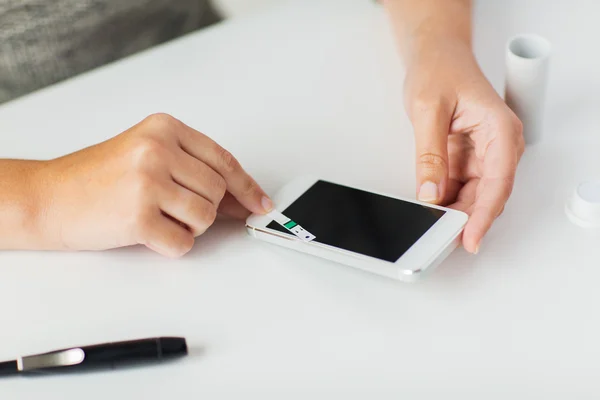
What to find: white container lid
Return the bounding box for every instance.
[565,180,600,228]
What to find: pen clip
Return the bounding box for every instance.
[17,348,85,372]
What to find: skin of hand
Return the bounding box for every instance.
[0,113,272,257]
[385,0,524,254]
[405,39,524,254]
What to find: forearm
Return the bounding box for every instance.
[383,0,473,63]
[0,160,49,250]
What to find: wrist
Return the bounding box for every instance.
[384,0,473,64]
[19,161,61,250]
[0,160,56,250]
[407,33,473,67]
[27,161,62,250]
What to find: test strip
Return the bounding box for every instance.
[267,210,316,242]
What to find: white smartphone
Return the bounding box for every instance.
[246,177,468,282]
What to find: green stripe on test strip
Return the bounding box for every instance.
[283,220,297,229]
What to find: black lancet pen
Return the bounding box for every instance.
[0,337,187,376]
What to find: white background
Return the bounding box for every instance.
[1,0,600,398]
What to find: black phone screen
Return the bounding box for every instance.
[267,180,445,263]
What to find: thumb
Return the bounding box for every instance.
[410,101,452,204]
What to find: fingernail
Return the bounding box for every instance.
[474,243,481,254]
[261,196,274,213]
[418,181,439,202]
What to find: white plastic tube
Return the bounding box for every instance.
[504,34,552,145]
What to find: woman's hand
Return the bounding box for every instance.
[404,38,524,253]
[33,113,272,257]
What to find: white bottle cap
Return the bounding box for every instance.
[565,180,600,228]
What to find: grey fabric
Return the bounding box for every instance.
[0,0,220,104]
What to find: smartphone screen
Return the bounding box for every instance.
[267,180,446,263]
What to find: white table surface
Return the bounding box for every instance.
[1,0,600,398]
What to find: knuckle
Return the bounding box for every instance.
[241,179,259,198]
[185,198,217,232]
[143,113,177,130]
[130,138,167,169]
[512,115,524,136]
[217,146,239,173]
[201,203,218,227]
[182,197,201,220]
[211,175,227,198]
[141,113,182,142]
[418,152,447,171]
[502,110,525,155]
[513,118,526,155]
[517,136,525,157]
[171,233,194,258]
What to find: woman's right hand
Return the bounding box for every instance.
[35,113,272,257]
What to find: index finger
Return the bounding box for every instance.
[175,120,272,215]
[462,138,519,253]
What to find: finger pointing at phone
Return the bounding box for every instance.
[23,113,272,257]
[175,119,274,217]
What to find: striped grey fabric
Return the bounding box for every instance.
[0,0,220,104]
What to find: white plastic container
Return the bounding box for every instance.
[504,34,552,145]
[565,180,600,228]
